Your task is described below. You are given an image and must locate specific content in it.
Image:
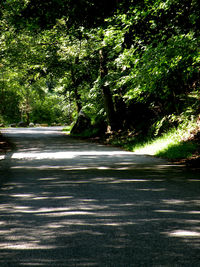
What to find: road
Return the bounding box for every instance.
[0,127,200,266]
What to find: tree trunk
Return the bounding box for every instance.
[99,48,117,130]
[73,86,82,113]
[71,60,82,113]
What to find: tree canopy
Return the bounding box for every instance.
[0,0,199,135]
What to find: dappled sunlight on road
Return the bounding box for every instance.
[1,127,64,136]
[0,166,200,265]
[10,150,138,160]
[0,127,200,266]
[166,230,200,237]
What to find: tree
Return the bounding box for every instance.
[1,0,199,132]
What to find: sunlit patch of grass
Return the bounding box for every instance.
[62,125,73,135]
[124,127,199,160]
[156,141,198,159]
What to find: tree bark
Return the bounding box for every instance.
[99,48,117,130]
[73,85,82,113]
[71,57,82,113]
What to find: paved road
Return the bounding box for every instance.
[0,127,200,266]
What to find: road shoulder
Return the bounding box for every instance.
[0,132,14,155]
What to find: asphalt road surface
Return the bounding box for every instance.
[0,127,200,266]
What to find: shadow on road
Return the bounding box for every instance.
[0,128,200,266]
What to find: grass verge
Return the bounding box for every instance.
[131,130,198,160]
[64,115,200,166]
[107,116,200,165]
[62,125,73,135]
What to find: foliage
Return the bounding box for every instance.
[156,141,198,160]
[114,114,200,160]
[0,0,199,159]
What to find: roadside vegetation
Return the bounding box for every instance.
[0,0,199,164]
[67,113,200,165]
[112,114,200,158]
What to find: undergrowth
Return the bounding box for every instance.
[66,113,200,163]
[108,114,200,162]
[63,125,73,135]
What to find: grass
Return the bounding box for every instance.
[122,125,199,161]
[108,116,200,162]
[156,141,198,159]
[62,125,73,135]
[132,132,198,159]
[64,115,200,163]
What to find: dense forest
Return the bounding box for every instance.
[0,0,200,160]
